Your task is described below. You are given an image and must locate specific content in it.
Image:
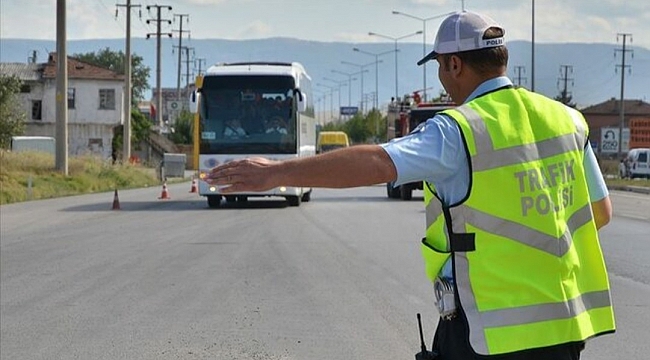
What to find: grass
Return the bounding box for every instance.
[0,151,162,205]
[599,159,650,188]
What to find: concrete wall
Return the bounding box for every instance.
[26,122,117,159]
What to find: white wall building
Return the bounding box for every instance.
[1,53,124,159]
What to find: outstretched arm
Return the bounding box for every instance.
[206,145,397,193]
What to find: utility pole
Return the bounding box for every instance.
[172,45,194,107]
[116,0,141,162]
[615,33,633,159]
[195,57,206,76]
[28,50,38,63]
[146,4,172,130]
[513,66,526,87]
[55,0,68,175]
[557,65,574,105]
[531,0,535,91]
[183,47,195,101]
[173,14,189,102]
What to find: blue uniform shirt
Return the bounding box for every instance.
[381,76,608,280]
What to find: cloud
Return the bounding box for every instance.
[67,0,124,40]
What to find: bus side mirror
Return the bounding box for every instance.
[189,89,201,114]
[296,91,307,113]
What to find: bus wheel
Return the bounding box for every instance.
[207,195,222,208]
[225,196,237,203]
[286,195,301,207]
[301,190,311,202]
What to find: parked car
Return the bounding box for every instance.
[627,148,650,179]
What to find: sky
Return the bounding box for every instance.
[1,0,649,50]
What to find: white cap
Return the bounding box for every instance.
[417,11,505,66]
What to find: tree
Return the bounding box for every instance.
[342,113,374,143]
[0,75,26,149]
[320,110,385,144]
[74,48,150,104]
[554,90,577,108]
[130,109,154,144]
[169,110,193,145]
[111,109,154,160]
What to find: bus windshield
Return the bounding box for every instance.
[199,75,297,155]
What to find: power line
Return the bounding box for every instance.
[96,0,124,33]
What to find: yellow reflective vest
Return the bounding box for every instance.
[421,86,615,355]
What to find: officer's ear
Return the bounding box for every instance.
[449,55,462,76]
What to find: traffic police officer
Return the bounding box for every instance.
[206,10,615,360]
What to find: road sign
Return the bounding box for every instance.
[340,106,359,116]
[600,127,629,154]
[167,101,182,111]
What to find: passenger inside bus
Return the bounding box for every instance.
[223,118,247,138]
[265,116,288,135]
[241,103,265,134]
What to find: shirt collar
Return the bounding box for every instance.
[464,76,513,104]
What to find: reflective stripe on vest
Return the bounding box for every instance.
[422,88,615,355]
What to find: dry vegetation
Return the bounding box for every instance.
[0,151,160,205]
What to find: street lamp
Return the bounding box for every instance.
[316,83,337,123]
[323,77,348,122]
[332,69,364,107]
[392,11,454,102]
[368,30,422,103]
[352,47,394,111]
[341,60,380,113]
[313,90,326,123]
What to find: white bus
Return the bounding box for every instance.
[189,62,317,208]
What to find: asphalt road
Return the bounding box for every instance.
[1,184,649,360]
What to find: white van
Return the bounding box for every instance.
[627,148,650,179]
[11,136,55,155]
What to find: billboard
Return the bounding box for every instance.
[630,118,650,149]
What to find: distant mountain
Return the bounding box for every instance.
[2,37,648,109]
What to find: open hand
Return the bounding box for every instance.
[205,157,279,193]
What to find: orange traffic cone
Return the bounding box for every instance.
[189,177,198,193]
[158,182,171,200]
[111,189,121,210]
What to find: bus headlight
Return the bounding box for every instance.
[279,186,287,192]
